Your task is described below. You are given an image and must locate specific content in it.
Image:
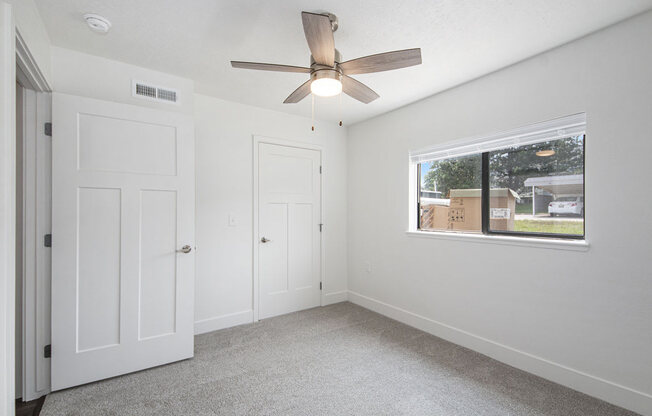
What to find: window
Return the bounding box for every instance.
[418,154,482,233]
[413,114,585,239]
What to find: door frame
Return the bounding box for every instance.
[252,135,324,322]
[16,79,51,401]
[1,8,52,412]
[16,29,52,402]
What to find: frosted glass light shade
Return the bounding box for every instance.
[310,69,342,97]
[311,78,342,97]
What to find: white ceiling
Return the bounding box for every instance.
[35,0,652,124]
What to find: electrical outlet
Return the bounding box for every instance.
[365,262,372,273]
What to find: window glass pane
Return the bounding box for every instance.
[419,153,482,233]
[488,135,584,236]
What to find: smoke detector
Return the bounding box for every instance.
[84,14,111,34]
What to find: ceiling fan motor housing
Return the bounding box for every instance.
[310,49,342,68]
[310,68,342,84]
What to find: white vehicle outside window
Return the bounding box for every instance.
[549,196,584,217]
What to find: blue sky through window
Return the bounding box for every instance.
[420,161,433,189]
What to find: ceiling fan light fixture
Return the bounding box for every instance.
[310,70,342,97]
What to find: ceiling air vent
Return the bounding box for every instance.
[157,88,177,103]
[132,80,179,105]
[135,83,156,99]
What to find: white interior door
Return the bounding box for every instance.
[51,93,195,390]
[257,142,321,320]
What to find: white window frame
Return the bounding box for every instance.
[407,114,589,251]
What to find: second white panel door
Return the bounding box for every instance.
[258,143,321,319]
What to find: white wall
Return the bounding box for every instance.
[7,0,51,85]
[193,94,348,334]
[0,3,16,414]
[51,47,194,115]
[347,11,652,416]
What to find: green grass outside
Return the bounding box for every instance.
[514,220,583,235]
[515,202,533,214]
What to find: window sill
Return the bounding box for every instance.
[405,230,589,251]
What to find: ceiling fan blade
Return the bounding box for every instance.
[301,12,335,66]
[283,79,312,103]
[339,48,422,75]
[342,75,379,104]
[231,61,311,73]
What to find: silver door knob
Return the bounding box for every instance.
[178,245,192,253]
[260,237,271,243]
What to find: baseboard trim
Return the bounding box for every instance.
[322,290,348,306]
[347,290,652,416]
[194,310,253,335]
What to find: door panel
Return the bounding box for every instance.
[290,203,314,290]
[139,190,177,340]
[263,154,313,194]
[51,93,194,390]
[258,143,321,319]
[77,187,121,352]
[260,202,288,295]
[78,113,177,175]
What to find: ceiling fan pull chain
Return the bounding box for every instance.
[339,92,343,127]
[311,94,315,132]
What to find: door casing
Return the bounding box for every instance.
[16,28,53,403]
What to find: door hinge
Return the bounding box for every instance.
[319,166,322,174]
[44,122,52,137]
[44,234,52,247]
[319,282,322,290]
[44,344,51,358]
[319,223,323,232]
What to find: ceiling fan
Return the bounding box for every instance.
[231,11,422,105]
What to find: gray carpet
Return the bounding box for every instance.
[41,302,637,416]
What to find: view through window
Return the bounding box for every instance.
[418,135,585,238]
[419,154,482,233]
